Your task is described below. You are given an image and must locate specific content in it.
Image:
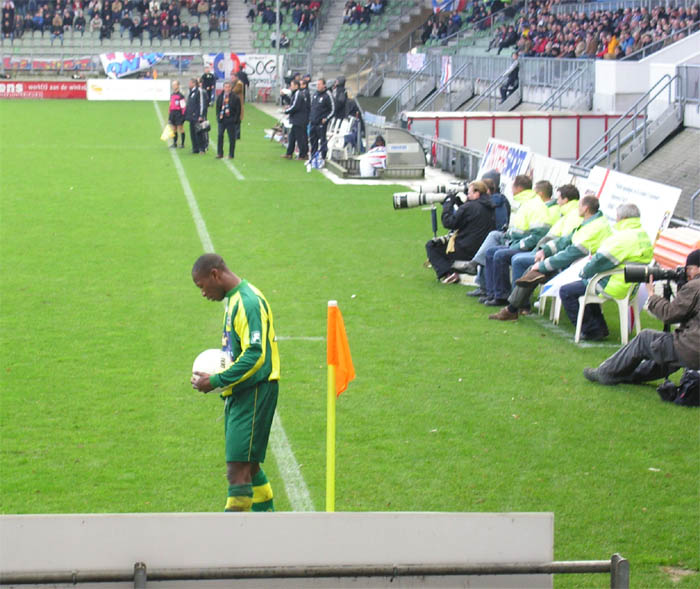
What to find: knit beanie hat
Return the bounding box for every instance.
[686,249,700,267]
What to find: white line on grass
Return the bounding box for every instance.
[153,101,314,512]
[528,314,620,348]
[207,136,245,180]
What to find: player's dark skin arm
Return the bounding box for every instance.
[191,371,214,393]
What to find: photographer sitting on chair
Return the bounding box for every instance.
[425,181,496,284]
[584,249,700,385]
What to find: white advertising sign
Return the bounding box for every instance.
[87,78,170,101]
[477,138,533,202]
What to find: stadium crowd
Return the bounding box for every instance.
[341,0,386,26]
[1,0,229,43]
[421,0,700,60]
[246,0,321,34]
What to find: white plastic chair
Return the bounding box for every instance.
[574,269,641,345]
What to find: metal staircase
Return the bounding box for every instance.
[416,61,474,112]
[466,68,521,112]
[576,74,684,173]
[377,57,438,121]
[537,66,592,111]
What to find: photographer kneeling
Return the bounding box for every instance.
[425,181,496,284]
[584,249,700,385]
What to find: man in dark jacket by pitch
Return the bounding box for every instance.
[215,81,241,159]
[308,77,334,162]
[282,79,308,159]
[426,180,496,284]
[185,78,208,154]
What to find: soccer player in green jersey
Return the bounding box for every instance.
[191,253,280,512]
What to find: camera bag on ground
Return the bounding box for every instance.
[656,370,699,407]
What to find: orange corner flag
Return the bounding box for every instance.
[327,301,355,396]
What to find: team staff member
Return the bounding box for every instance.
[200,64,216,105]
[185,78,208,154]
[215,81,241,160]
[282,79,308,159]
[168,80,186,149]
[584,249,700,384]
[191,254,280,512]
[308,77,335,162]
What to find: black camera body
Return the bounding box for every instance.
[624,264,687,287]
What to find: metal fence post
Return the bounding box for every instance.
[133,562,147,589]
[610,553,629,589]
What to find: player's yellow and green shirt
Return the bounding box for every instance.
[209,280,280,396]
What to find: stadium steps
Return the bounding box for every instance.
[629,127,700,222]
[228,0,254,53]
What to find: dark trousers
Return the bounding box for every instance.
[189,120,204,153]
[484,246,520,299]
[425,239,467,279]
[309,122,328,158]
[598,329,682,382]
[286,123,308,158]
[217,120,237,158]
[559,280,609,337]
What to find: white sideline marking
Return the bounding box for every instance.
[154,103,214,253]
[207,137,245,180]
[153,102,315,512]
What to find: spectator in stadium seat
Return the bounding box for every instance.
[131,15,143,42]
[426,181,497,285]
[219,14,227,32]
[497,24,518,54]
[189,21,201,41]
[32,7,44,33]
[50,11,62,42]
[119,10,132,35]
[103,12,115,39]
[279,31,290,48]
[196,0,208,20]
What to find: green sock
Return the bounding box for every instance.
[251,469,275,512]
[225,483,253,512]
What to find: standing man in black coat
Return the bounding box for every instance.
[426,180,497,284]
[185,78,208,154]
[215,81,241,159]
[308,77,334,162]
[282,79,308,159]
[201,64,216,105]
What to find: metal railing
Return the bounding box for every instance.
[678,63,700,105]
[0,554,630,588]
[622,24,700,61]
[417,60,473,112]
[377,55,437,117]
[576,74,683,170]
[467,62,515,111]
[549,0,698,16]
[412,131,484,180]
[537,65,592,111]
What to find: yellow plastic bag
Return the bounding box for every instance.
[160,123,175,142]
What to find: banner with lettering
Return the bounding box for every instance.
[477,138,532,202]
[2,55,95,72]
[100,51,165,78]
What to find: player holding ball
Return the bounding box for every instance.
[191,253,280,512]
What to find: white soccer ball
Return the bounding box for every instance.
[192,348,227,377]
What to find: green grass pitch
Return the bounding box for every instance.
[0,99,698,587]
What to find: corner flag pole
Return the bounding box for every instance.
[326,300,355,513]
[326,360,336,512]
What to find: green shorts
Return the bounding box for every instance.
[224,380,278,463]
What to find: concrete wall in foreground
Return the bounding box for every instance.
[1,512,554,588]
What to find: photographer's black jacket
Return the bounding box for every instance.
[441,193,497,260]
[309,88,335,125]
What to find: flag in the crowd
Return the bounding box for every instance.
[432,0,467,13]
[440,55,453,90]
[327,301,355,396]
